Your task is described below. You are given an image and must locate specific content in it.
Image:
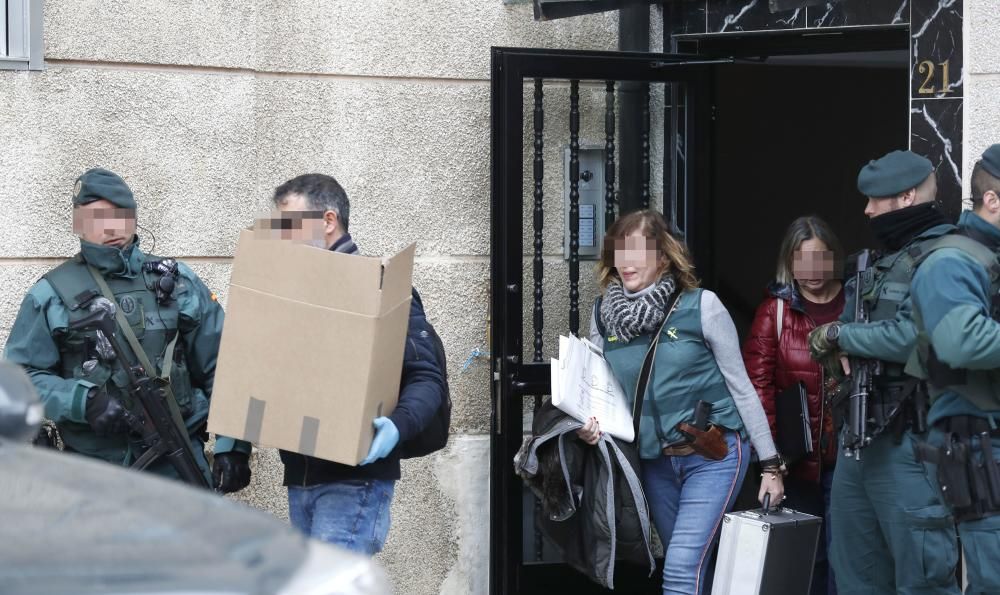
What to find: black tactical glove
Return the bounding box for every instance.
[213,451,251,494]
[84,387,130,437]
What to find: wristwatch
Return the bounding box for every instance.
[825,322,842,346]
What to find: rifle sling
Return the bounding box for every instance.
[86,266,187,434]
[131,441,164,470]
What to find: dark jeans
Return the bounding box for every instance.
[783,469,837,595]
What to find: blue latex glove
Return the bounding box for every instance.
[360,417,400,465]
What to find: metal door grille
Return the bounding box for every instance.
[490,46,713,595]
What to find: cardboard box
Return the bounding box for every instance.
[208,230,415,466]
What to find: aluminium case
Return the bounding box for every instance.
[711,506,821,595]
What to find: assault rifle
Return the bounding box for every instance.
[840,250,881,460]
[70,298,211,489]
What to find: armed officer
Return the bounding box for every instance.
[906,144,1000,595]
[4,168,252,493]
[808,151,960,594]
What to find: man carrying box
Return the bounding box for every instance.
[4,168,252,492]
[270,173,446,555]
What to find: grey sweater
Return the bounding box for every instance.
[589,288,778,460]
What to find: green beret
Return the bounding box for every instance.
[857,150,934,198]
[981,144,1000,179]
[72,168,136,209]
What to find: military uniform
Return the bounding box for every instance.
[906,145,1000,595]
[4,168,249,486]
[812,151,961,594]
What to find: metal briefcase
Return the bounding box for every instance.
[711,501,821,595]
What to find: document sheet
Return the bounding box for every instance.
[550,335,634,442]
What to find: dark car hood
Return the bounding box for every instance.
[0,441,309,595]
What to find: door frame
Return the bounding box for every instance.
[489,46,714,595]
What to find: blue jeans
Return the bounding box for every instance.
[640,432,750,595]
[287,479,395,555]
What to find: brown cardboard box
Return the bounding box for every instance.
[208,230,415,465]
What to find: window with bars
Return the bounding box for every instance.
[1,0,43,70]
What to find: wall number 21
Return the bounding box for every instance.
[918,60,952,95]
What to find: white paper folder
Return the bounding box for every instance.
[550,334,634,442]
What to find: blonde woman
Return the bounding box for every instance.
[742,215,845,594]
[579,209,784,595]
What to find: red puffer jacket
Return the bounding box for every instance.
[741,284,838,483]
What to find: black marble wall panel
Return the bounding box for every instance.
[911,0,963,98]
[707,0,806,32]
[807,0,910,27]
[912,98,963,221]
[665,0,964,219]
[669,0,708,35]
[672,0,915,35]
[910,0,962,220]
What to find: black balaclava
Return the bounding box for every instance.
[869,202,946,252]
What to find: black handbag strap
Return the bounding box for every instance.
[631,291,682,440]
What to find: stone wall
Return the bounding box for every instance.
[0,2,620,593]
[965,0,1000,198]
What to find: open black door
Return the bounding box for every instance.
[489,47,719,595]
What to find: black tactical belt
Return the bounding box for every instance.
[934,415,1000,439]
[867,380,929,442]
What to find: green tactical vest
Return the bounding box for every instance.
[43,255,196,458]
[602,289,745,459]
[857,236,944,381]
[904,234,1000,411]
